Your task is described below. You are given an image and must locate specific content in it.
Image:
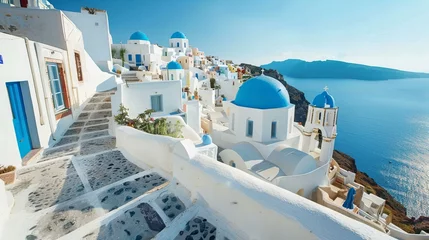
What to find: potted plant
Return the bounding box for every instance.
[0,165,17,185]
[194,90,199,100]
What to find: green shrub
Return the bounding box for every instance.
[114,104,183,138]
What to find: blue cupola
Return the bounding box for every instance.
[312,87,336,108]
[129,31,149,41]
[170,31,187,39]
[167,61,183,70]
[232,74,290,109]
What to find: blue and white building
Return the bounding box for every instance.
[111,31,163,69]
[211,74,338,198]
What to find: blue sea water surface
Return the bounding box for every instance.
[287,77,429,217]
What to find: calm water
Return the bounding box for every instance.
[287,77,429,217]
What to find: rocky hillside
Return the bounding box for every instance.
[333,151,428,233]
[240,63,429,234]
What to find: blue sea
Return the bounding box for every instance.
[287,77,429,217]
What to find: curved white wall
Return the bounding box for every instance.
[171,147,393,240]
[272,161,330,198]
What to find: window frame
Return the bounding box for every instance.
[150,94,163,112]
[74,51,83,82]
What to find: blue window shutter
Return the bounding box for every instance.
[128,54,132,61]
[151,95,163,112]
[177,42,179,47]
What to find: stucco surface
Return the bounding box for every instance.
[2,92,227,240]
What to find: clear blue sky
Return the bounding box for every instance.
[50,0,429,72]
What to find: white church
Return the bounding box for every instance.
[210,72,338,198]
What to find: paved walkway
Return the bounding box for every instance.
[3,91,224,240]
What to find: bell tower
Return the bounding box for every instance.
[301,87,338,163]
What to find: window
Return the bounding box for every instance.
[47,62,70,118]
[128,54,132,61]
[271,121,277,138]
[74,52,83,81]
[184,42,187,48]
[171,43,173,47]
[246,119,253,137]
[179,73,182,79]
[186,59,188,63]
[95,22,99,26]
[171,74,174,80]
[150,95,163,112]
[177,42,179,47]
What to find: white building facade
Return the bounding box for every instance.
[0,7,115,167]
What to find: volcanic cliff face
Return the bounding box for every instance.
[239,63,429,234]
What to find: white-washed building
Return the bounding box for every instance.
[0,7,115,166]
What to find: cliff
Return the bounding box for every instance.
[261,59,429,80]
[240,63,429,234]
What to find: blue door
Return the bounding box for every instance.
[6,82,32,158]
[135,54,142,66]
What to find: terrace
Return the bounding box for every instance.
[3,92,232,240]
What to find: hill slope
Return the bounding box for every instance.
[261,59,429,80]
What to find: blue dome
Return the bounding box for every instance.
[201,134,212,146]
[129,31,149,41]
[170,31,187,39]
[232,75,290,109]
[167,61,183,70]
[312,90,336,108]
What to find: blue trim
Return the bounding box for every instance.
[6,82,32,158]
[150,94,163,112]
[135,54,142,66]
[47,63,65,112]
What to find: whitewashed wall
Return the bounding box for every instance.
[112,80,182,118]
[172,152,392,239]
[64,9,113,72]
[115,125,393,239]
[0,33,37,166]
[217,79,241,100]
[0,8,66,49]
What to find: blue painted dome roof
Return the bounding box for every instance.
[167,61,183,70]
[232,75,290,109]
[201,134,212,146]
[312,89,336,108]
[129,31,149,41]
[170,31,187,39]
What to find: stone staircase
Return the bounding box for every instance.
[121,71,140,82]
[2,91,227,240]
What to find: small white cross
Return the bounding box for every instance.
[323,86,329,91]
[261,69,265,75]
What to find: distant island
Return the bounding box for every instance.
[261,59,429,80]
